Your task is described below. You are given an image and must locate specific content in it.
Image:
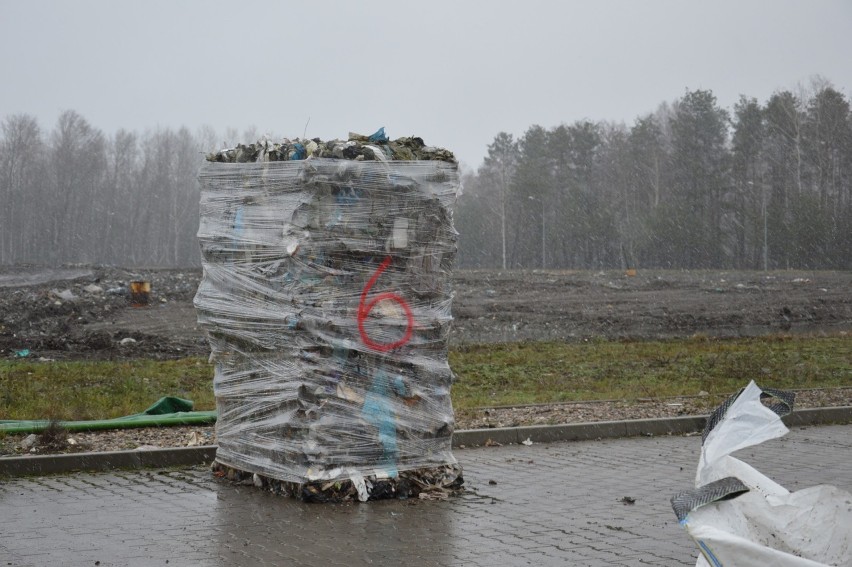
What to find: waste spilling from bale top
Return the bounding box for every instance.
[195,129,463,502]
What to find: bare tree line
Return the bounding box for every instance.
[457,79,852,270]
[0,110,219,267]
[2,78,851,270]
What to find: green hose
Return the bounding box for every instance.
[0,397,216,435]
[0,412,217,435]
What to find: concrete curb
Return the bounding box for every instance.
[1,407,850,478]
[0,446,217,478]
[452,406,852,447]
[452,415,708,447]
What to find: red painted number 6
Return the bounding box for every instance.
[357,256,414,352]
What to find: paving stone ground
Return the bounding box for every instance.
[1,424,850,567]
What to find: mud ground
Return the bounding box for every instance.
[1,266,850,361]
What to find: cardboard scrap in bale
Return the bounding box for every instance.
[194,129,464,502]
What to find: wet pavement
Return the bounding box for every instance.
[1,424,850,567]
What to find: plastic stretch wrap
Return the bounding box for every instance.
[194,157,461,486]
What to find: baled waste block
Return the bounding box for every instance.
[194,130,463,501]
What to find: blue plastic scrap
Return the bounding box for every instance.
[362,367,407,478]
[290,143,307,160]
[368,127,389,143]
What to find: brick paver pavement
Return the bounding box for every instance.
[1,424,850,567]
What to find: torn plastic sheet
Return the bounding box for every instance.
[672,381,852,566]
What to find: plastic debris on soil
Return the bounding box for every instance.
[212,461,463,503]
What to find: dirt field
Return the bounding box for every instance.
[3,266,851,456]
[1,266,850,361]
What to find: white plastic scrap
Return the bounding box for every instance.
[675,381,852,567]
[349,470,369,502]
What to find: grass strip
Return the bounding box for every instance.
[450,335,851,408]
[0,358,215,421]
[1,335,849,422]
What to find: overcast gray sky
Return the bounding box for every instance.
[2,0,850,170]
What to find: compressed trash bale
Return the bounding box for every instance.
[195,132,463,501]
